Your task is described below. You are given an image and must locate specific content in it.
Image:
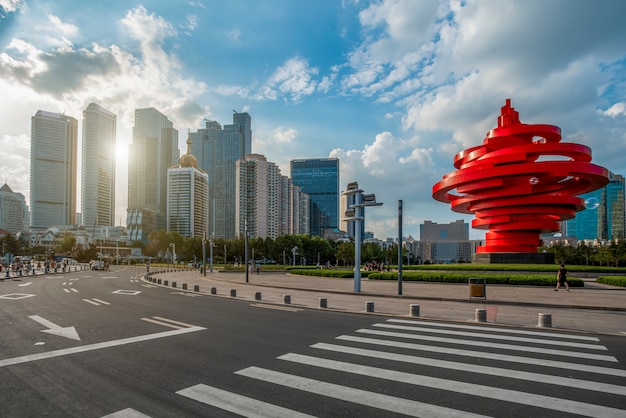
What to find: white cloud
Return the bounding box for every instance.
[0,0,23,16]
[603,102,626,117]
[254,56,319,103]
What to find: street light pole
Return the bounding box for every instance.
[202,233,207,276]
[244,220,249,283]
[398,199,403,295]
[342,182,383,293]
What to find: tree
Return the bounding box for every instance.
[335,242,354,266]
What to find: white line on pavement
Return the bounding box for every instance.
[236,366,489,418]
[279,353,626,418]
[177,384,316,418]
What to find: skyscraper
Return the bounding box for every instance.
[81,103,116,228]
[30,110,78,230]
[127,108,179,242]
[290,158,339,236]
[566,172,625,241]
[190,111,251,239]
[0,183,28,234]
[167,134,208,238]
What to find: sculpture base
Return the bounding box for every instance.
[472,252,555,265]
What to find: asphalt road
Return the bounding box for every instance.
[1,267,625,417]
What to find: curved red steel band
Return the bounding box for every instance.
[432,99,609,253]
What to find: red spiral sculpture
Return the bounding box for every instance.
[432,99,609,253]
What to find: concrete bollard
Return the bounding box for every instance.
[164,280,169,286]
[194,285,200,292]
[157,279,162,284]
[172,282,177,288]
[365,301,374,312]
[210,286,217,294]
[410,304,420,317]
[538,313,552,328]
[283,294,291,304]
[475,308,487,322]
[230,289,237,297]
[319,298,328,309]
[182,283,187,290]
[254,291,262,301]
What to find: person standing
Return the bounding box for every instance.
[554,263,569,291]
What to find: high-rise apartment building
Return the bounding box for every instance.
[190,112,251,239]
[0,183,28,234]
[30,110,78,230]
[167,135,208,238]
[236,154,309,239]
[417,220,471,263]
[280,175,309,236]
[81,103,116,228]
[566,172,625,241]
[290,158,339,237]
[127,108,179,242]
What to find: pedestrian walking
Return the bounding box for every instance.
[554,263,569,291]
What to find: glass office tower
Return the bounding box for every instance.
[190,112,251,239]
[81,103,116,228]
[30,110,78,230]
[290,158,339,237]
[566,172,625,241]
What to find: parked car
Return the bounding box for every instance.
[90,261,105,270]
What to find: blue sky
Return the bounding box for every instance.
[1,0,626,240]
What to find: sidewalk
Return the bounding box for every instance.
[143,269,626,336]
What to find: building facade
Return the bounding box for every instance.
[127,108,179,242]
[167,135,208,238]
[417,220,472,263]
[0,183,28,234]
[30,110,78,230]
[236,154,309,239]
[81,103,116,228]
[565,172,625,241]
[190,112,251,239]
[290,158,339,237]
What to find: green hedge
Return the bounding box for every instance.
[402,264,625,274]
[351,271,583,287]
[289,269,372,279]
[597,276,626,287]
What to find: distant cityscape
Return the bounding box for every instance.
[0,104,624,264]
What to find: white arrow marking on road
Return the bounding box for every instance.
[28,315,81,341]
[18,282,33,287]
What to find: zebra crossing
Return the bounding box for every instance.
[106,318,626,417]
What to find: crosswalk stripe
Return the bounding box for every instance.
[176,384,315,418]
[92,298,110,305]
[357,329,617,362]
[235,366,489,418]
[311,342,626,396]
[387,319,600,341]
[279,353,626,418]
[373,323,606,350]
[337,335,626,377]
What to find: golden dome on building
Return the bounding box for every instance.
[179,130,198,168]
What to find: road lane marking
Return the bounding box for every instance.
[101,408,152,417]
[18,282,33,287]
[250,303,302,312]
[386,318,600,341]
[28,315,81,341]
[311,343,626,396]
[177,384,316,418]
[356,329,617,362]
[0,326,206,368]
[337,335,626,377]
[0,293,36,300]
[112,290,141,295]
[83,299,111,306]
[236,366,488,418]
[373,323,607,350]
[279,353,626,418]
[140,316,196,329]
